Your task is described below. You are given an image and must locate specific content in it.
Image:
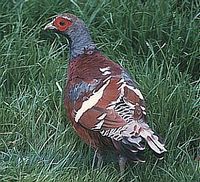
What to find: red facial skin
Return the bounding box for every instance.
[53,17,72,32]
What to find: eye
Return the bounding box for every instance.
[54,17,73,31]
[59,21,66,26]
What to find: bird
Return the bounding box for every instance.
[44,13,167,174]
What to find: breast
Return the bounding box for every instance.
[63,51,118,150]
[72,121,113,150]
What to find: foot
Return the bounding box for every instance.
[118,155,127,176]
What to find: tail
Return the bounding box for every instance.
[115,121,167,161]
[140,127,167,156]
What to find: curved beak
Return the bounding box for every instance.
[44,21,57,30]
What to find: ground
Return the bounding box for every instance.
[0,0,199,181]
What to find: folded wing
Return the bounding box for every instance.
[71,67,166,160]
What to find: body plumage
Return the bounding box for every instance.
[44,13,167,173]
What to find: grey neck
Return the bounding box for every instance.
[66,21,96,60]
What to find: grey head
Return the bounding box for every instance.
[44,13,96,59]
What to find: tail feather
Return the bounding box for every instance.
[124,122,166,154]
[140,129,167,154]
[112,139,146,162]
[122,136,145,151]
[111,120,167,161]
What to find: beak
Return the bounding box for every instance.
[44,21,57,30]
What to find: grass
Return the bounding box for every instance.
[0,0,199,181]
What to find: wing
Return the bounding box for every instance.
[66,54,166,159]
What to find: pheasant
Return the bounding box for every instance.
[44,13,167,173]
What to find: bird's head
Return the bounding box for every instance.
[44,13,84,36]
[44,13,95,59]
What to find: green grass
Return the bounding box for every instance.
[0,0,200,181]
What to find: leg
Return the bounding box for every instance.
[96,151,103,168]
[92,149,97,170]
[118,155,127,176]
[92,149,103,169]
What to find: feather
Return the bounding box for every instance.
[45,13,167,170]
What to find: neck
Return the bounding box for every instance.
[67,22,96,60]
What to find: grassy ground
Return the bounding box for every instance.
[0,0,200,181]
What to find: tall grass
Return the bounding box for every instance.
[0,0,199,181]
